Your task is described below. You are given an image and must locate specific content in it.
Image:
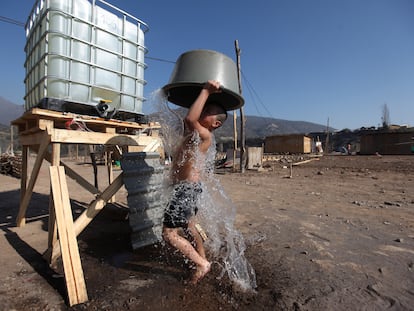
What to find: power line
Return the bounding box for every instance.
[0,16,25,27]
[146,56,175,64]
[243,75,263,117]
[241,70,274,118]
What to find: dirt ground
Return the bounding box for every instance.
[0,154,413,310]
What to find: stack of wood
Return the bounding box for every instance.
[0,153,22,178]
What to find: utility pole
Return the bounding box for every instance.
[235,40,246,173]
[232,108,238,172]
[325,117,330,154]
[10,125,14,156]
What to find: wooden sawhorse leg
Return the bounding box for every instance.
[44,143,60,266]
[16,132,50,227]
[46,173,124,264]
[50,166,88,306]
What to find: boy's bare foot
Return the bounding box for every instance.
[190,262,211,284]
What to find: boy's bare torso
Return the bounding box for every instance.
[171,132,208,183]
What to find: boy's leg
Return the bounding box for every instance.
[163,226,211,283]
[187,220,206,259]
[163,227,209,267]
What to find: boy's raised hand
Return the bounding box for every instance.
[203,80,222,94]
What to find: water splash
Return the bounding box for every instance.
[148,89,184,159]
[198,137,257,291]
[149,89,257,291]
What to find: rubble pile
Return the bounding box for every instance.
[262,154,317,166]
[0,153,22,178]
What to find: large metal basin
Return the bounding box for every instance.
[162,49,244,111]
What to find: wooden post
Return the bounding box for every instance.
[16,131,50,226]
[44,143,60,265]
[89,145,98,189]
[20,146,28,205]
[50,166,88,306]
[10,125,14,156]
[325,117,330,154]
[235,40,246,173]
[106,150,116,203]
[232,112,238,172]
[48,143,60,256]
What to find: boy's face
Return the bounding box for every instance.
[200,104,227,130]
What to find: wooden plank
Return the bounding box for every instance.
[19,131,49,146]
[127,146,145,152]
[13,108,153,129]
[50,166,88,306]
[38,119,54,131]
[43,151,99,195]
[292,158,320,166]
[51,143,60,165]
[47,173,124,260]
[45,144,60,266]
[74,173,124,236]
[18,123,160,148]
[143,140,161,152]
[43,195,61,268]
[52,129,141,145]
[106,151,116,203]
[61,162,100,195]
[16,132,50,227]
[20,146,28,204]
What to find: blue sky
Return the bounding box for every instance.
[1,0,414,130]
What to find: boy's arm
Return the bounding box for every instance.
[184,80,221,139]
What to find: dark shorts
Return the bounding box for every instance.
[163,182,202,229]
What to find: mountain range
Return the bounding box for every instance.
[216,114,332,140]
[0,97,24,127]
[0,97,333,138]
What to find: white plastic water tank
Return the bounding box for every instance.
[24,0,149,120]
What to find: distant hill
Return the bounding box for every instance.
[150,107,335,141]
[0,99,335,147]
[0,97,24,126]
[216,114,333,140]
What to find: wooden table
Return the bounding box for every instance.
[12,108,162,306]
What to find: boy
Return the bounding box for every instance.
[163,80,227,284]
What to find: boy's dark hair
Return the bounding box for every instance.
[205,101,227,123]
